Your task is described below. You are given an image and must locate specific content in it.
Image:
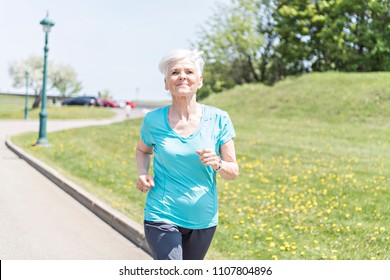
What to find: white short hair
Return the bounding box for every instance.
[158,49,204,76]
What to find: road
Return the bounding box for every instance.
[0,108,152,259]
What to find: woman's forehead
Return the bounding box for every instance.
[168,59,196,69]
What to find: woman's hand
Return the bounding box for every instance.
[136,174,155,193]
[196,148,220,170]
[197,140,239,180]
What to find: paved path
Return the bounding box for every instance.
[0,108,152,259]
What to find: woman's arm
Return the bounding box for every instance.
[217,139,239,180]
[196,139,239,181]
[135,139,155,192]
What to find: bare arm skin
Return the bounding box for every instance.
[135,139,155,192]
[197,139,239,180]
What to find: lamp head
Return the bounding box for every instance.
[40,12,55,33]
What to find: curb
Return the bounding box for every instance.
[5,136,152,257]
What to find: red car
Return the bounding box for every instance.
[102,99,118,108]
[125,101,136,108]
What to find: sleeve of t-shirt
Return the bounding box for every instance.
[140,116,153,147]
[218,111,236,146]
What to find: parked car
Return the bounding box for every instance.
[125,101,137,108]
[61,96,103,106]
[102,99,119,108]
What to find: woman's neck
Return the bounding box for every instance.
[170,95,199,121]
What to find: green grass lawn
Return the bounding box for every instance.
[0,95,115,120]
[11,72,389,260]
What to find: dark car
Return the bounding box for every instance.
[61,96,103,106]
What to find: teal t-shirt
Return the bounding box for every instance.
[140,104,236,229]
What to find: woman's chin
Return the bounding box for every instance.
[171,90,196,97]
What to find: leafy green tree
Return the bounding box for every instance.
[255,0,284,84]
[193,0,265,99]
[8,56,45,108]
[333,0,390,71]
[9,56,83,108]
[98,89,112,99]
[51,63,83,97]
[273,0,390,73]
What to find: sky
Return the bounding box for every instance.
[0,0,230,101]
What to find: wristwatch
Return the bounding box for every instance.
[214,158,223,171]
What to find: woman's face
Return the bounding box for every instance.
[164,59,203,97]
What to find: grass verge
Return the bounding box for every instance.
[0,95,115,120]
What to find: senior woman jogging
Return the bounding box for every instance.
[135,49,239,260]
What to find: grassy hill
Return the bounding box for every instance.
[206,71,390,124]
[12,72,390,260]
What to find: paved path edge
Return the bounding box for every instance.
[5,136,152,257]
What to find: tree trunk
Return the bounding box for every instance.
[246,54,260,82]
[32,94,41,109]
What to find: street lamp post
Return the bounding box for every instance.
[36,12,54,146]
[24,71,29,120]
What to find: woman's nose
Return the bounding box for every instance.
[178,71,186,79]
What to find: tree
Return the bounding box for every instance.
[51,63,83,97]
[331,0,390,71]
[193,0,266,99]
[97,89,112,99]
[273,0,390,73]
[9,56,83,108]
[9,56,44,108]
[256,0,283,84]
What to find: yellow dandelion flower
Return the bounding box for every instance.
[260,178,269,183]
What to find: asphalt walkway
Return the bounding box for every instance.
[0,108,152,259]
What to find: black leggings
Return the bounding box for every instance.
[144,220,216,260]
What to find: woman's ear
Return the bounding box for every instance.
[164,78,169,91]
[198,75,203,89]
